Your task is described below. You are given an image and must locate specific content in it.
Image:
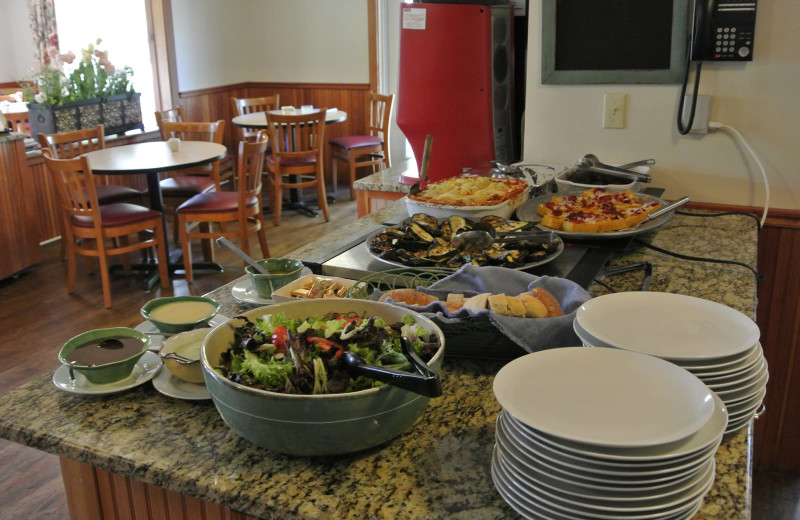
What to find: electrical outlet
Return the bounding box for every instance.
[603,93,626,129]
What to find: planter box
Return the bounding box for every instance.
[28,93,144,137]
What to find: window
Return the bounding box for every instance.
[53,0,157,130]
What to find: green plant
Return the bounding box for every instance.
[21,39,135,105]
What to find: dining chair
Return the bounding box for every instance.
[264,109,330,226]
[154,107,184,140]
[156,108,236,187]
[230,95,280,143]
[42,152,170,308]
[39,125,147,259]
[159,120,231,191]
[4,111,30,134]
[328,92,393,200]
[176,134,271,283]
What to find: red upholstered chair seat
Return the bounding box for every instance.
[266,156,317,168]
[72,203,163,228]
[95,184,144,204]
[158,176,217,198]
[329,135,383,151]
[177,191,259,214]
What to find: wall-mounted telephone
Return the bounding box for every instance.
[690,0,757,62]
[677,0,757,133]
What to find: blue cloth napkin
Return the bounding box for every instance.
[376,265,593,353]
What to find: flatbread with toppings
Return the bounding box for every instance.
[537,188,661,233]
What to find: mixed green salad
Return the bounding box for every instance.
[217,311,440,395]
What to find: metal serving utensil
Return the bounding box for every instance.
[160,352,199,365]
[576,154,653,183]
[216,237,269,274]
[339,336,442,398]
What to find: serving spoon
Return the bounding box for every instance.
[216,237,269,274]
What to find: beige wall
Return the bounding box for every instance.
[523,0,800,210]
[171,0,369,91]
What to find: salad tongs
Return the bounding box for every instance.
[340,336,442,398]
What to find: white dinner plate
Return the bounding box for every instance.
[676,342,763,373]
[494,438,716,514]
[151,365,210,400]
[493,348,715,448]
[501,391,726,463]
[704,358,767,391]
[727,387,766,415]
[576,292,760,361]
[231,267,313,305]
[499,411,719,474]
[136,314,232,352]
[690,344,764,378]
[493,448,712,520]
[715,367,769,402]
[52,352,161,396]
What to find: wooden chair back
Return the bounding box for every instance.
[38,125,106,159]
[368,92,393,143]
[230,95,280,142]
[266,110,326,161]
[155,107,184,140]
[160,120,228,188]
[42,151,101,227]
[4,111,30,134]
[237,131,269,202]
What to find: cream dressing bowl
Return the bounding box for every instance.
[158,328,210,384]
[201,299,446,456]
[140,296,220,334]
[58,327,149,385]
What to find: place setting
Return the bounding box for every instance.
[573,291,768,435]
[491,347,727,520]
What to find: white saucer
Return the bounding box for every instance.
[136,314,231,352]
[151,365,210,400]
[52,352,161,396]
[231,267,313,305]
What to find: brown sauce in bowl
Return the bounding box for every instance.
[65,337,144,366]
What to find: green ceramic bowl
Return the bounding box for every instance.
[201,299,446,456]
[141,296,220,334]
[245,258,304,299]
[58,327,149,385]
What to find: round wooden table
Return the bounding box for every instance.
[231,108,348,129]
[84,141,228,278]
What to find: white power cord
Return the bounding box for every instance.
[708,121,770,228]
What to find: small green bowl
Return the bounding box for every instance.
[140,296,220,334]
[58,327,149,385]
[245,258,304,299]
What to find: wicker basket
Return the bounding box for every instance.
[347,268,526,361]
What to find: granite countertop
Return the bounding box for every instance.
[0,131,25,144]
[0,200,759,520]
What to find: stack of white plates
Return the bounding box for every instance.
[492,347,727,520]
[574,292,767,434]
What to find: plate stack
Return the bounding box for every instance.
[492,347,727,520]
[574,292,767,434]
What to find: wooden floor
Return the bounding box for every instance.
[0,191,798,520]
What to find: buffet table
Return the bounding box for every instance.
[0,199,758,520]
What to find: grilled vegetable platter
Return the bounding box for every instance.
[366,213,564,270]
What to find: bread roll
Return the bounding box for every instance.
[463,293,490,312]
[488,294,509,316]
[520,294,548,318]
[530,288,564,317]
[505,296,526,318]
[445,293,465,312]
[378,289,438,307]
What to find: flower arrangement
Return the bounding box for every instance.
[22,39,136,106]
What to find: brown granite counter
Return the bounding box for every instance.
[0,200,759,519]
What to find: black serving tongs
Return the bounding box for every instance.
[340,336,442,398]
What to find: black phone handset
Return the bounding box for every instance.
[677,0,758,134]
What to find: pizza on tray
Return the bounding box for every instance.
[408,175,529,207]
[537,188,662,233]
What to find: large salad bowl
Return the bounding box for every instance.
[201,299,446,456]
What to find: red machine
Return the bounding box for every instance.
[397,2,515,183]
